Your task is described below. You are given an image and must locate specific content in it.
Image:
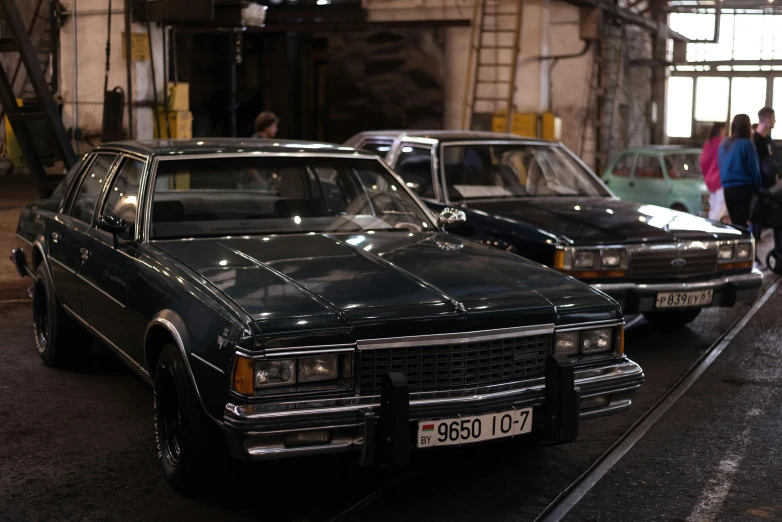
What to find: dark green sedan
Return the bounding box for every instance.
[11,139,642,491]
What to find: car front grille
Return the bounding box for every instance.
[358,334,551,395]
[629,245,717,280]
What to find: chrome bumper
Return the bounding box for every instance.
[222,358,644,462]
[592,270,763,314]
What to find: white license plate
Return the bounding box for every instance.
[655,289,714,309]
[416,408,533,448]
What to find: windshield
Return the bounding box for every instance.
[664,153,703,180]
[150,156,435,239]
[441,143,609,199]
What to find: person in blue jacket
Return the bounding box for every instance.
[719,113,761,229]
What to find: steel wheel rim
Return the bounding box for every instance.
[159,372,182,466]
[33,282,48,351]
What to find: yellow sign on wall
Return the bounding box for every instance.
[122,32,150,61]
[492,112,538,137]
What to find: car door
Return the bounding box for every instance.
[392,142,438,200]
[78,155,145,360]
[49,153,119,317]
[604,153,636,199]
[631,154,667,207]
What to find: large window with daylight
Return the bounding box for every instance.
[667,77,694,138]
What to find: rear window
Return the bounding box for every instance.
[664,154,703,179]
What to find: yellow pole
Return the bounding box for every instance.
[505,0,524,133]
[461,0,482,130]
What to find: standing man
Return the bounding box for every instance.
[252,112,279,139]
[752,106,782,255]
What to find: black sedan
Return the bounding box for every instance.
[345,131,764,328]
[11,139,642,491]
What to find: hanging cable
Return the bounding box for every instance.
[103,0,112,93]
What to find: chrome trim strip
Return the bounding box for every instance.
[62,303,151,383]
[190,353,226,374]
[356,324,555,351]
[49,256,76,275]
[156,152,376,161]
[15,234,33,246]
[259,347,356,358]
[226,360,643,421]
[145,316,224,427]
[261,343,356,355]
[75,273,126,309]
[592,270,763,293]
[555,320,624,333]
[579,399,632,421]
[246,441,353,459]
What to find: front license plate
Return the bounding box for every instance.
[417,408,532,448]
[655,289,714,309]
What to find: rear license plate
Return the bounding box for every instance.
[655,289,714,309]
[417,408,532,448]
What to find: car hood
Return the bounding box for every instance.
[463,197,743,245]
[155,232,618,343]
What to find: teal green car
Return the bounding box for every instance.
[603,147,710,216]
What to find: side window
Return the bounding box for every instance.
[101,158,144,229]
[611,155,635,178]
[634,155,664,179]
[68,154,117,224]
[359,140,393,156]
[395,144,435,198]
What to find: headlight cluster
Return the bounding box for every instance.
[232,353,353,394]
[555,247,627,278]
[717,240,753,269]
[554,326,624,356]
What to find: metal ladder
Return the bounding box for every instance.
[0,0,74,197]
[461,0,524,131]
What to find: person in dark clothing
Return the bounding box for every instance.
[252,112,279,139]
[719,114,761,236]
[751,106,782,252]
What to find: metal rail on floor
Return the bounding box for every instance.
[533,275,782,522]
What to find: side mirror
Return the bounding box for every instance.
[97,214,127,235]
[97,215,131,248]
[438,207,467,229]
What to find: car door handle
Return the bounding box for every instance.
[628,182,635,187]
[80,247,90,261]
[51,232,59,243]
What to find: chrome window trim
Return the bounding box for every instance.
[62,302,151,383]
[94,152,151,243]
[75,272,126,309]
[356,323,555,351]
[259,344,357,357]
[392,141,439,201]
[15,233,33,246]
[59,154,97,215]
[66,152,123,225]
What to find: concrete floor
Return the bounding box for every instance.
[0,184,779,522]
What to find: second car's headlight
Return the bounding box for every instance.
[718,244,734,261]
[736,242,752,261]
[600,249,623,268]
[255,359,296,388]
[574,251,595,268]
[298,355,338,382]
[582,329,612,354]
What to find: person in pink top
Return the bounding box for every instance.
[701,121,727,221]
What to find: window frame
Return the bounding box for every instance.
[97,153,148,240]
[357,138,394,158]
[65,152,121,226]
[394,142,437,200]
[610,153,637,178]
[632,153,666,181]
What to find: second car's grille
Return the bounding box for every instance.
[629,245,717,280]
[358,334,551,395]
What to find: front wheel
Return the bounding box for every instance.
[643,308,702,330]
[153,344,226,493]
[33,263,93,367]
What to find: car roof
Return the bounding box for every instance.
[354,130,552,144]
[94,138,376,157]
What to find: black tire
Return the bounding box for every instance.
[671,204,688,213]
[153,344,226,493]
[33,263,93,367]
[643,309,702,330]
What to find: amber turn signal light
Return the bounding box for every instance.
[618,325,625,356]
[232,355,254,395]
[554,250,565,269]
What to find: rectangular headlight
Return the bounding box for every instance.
[718,244,734,261]
[582,329,612,354]
[554,332,579,355]
[255,359,296,388]
[298,355,338,382]
[736,242,752,261]
[600,249,623,268]
[574,251,596,268]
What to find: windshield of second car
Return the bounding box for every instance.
[441,143,609,200]
[150,156,434,239]
[664,154,703,180]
